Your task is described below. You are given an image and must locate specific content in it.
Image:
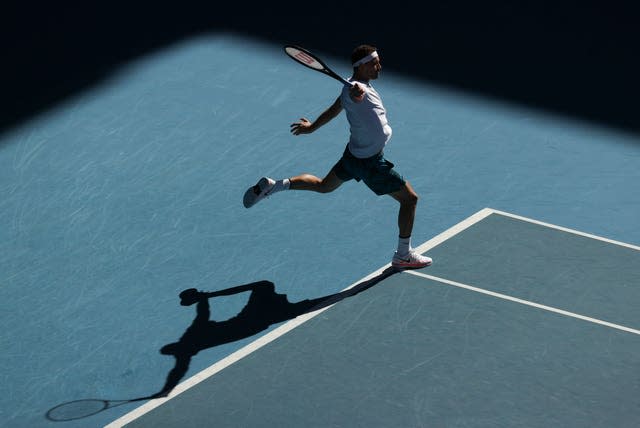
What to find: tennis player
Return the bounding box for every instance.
[243,45,431,270]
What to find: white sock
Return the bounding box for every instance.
[396,236,411,256]
[271,178,290,194]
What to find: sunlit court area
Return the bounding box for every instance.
[2,3,639,427]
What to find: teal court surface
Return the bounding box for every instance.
[1,34,639,428]
[105,208,640,427]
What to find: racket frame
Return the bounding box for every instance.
[283,45,354,87]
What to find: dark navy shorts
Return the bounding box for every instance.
[331,146,406,195]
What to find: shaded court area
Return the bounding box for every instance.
[110,209,640,427]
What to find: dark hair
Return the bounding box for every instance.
[351,44,377,68]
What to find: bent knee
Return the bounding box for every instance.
[318,181,338,193]
[400,184,419,202]
[397,190,419,207]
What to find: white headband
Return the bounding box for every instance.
[352,51,379,67]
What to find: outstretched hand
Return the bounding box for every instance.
[290,118,312,135]
[179,288,201,306]
[179,289,220,306]
[179,282,272,306]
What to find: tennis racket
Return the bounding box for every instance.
[284,45,355,87]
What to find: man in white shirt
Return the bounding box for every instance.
[243,45,431,270]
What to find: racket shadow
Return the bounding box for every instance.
[45,267,396,421]
[153,267,398,397]
[45,396,152,422]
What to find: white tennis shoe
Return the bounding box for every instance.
[391,250,432,270]
[243,177,276,208]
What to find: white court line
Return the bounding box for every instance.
[105,269,391,427]
[106,209,493,427]
[406,270,640,336]
[106,207,638,427]
[105,263,395,428]
[490,209,640,251]
[412,207,495,255]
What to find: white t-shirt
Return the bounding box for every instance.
[340,79,393,158]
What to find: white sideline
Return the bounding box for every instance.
[106,207,639,427]
[105,208,491,427]
[406,270,640,336]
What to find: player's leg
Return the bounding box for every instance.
[357,154,431,269]
[243,152,353,208]
[388,182,432,269]
[389,181,418,238]
[289,169,344,193]
[243,167,346,208]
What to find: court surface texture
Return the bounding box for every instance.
[1,34,639,428]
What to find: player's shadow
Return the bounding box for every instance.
[151,266,397,398]
[44,267,397,421]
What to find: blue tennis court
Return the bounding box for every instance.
[1,32,639,428]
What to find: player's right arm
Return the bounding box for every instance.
[290,96,343,135]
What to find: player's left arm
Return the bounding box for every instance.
[291,96,343,135]
[193,282,273,322]
[205,281,273,297]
